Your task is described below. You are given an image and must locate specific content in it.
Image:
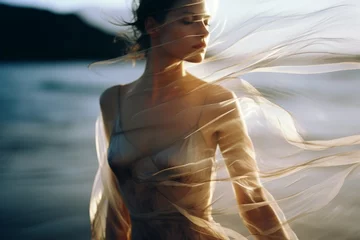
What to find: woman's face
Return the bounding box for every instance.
[157,0,211,63]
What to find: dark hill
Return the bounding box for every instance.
[0,4,128,61]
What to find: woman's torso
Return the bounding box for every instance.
[102,80,228,240]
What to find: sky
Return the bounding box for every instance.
[0,0,127,12]
[2,0,358,14]
[1,0,359,35]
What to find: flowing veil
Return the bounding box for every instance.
[90,1,360,239]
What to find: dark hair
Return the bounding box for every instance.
[119,0,180,59]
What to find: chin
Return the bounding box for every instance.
[185,52,206,63]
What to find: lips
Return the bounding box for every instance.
[192,43,206,49]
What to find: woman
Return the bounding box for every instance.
[90,0,360,239]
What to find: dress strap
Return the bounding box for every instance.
[117,85,123,129]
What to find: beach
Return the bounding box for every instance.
[0,61,359,240]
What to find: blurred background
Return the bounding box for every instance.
[0,0,359,240]
[0,1,138,239]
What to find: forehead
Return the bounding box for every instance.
[168,0,210,18]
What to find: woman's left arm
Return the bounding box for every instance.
[215,90,290,240]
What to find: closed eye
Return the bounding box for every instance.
[182,17,211,27]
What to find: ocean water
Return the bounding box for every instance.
[0,61,359,240]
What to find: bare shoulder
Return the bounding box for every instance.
[100,85,121,107]
[189,75,235,103]
[202,83,243,132]
[202,83,237,106]
[99,85,124,121]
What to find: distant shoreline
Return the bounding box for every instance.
[0,4,128,61]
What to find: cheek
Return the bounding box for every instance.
[161,25,193,46]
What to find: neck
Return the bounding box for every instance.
[138,49,189,89]
[128,49,195,106]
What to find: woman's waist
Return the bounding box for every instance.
[130,212,228,240]
[129,210,213,222]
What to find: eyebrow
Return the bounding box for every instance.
[182,11,211,18]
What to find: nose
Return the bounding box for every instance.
[198,20,210,38]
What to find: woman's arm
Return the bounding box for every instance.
[214,90,290,240]
[100,86,132,240]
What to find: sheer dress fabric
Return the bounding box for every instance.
[90,1,360,239]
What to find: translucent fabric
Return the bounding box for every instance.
[90,1,360,239]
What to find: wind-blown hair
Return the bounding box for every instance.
[118,0,180,59]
